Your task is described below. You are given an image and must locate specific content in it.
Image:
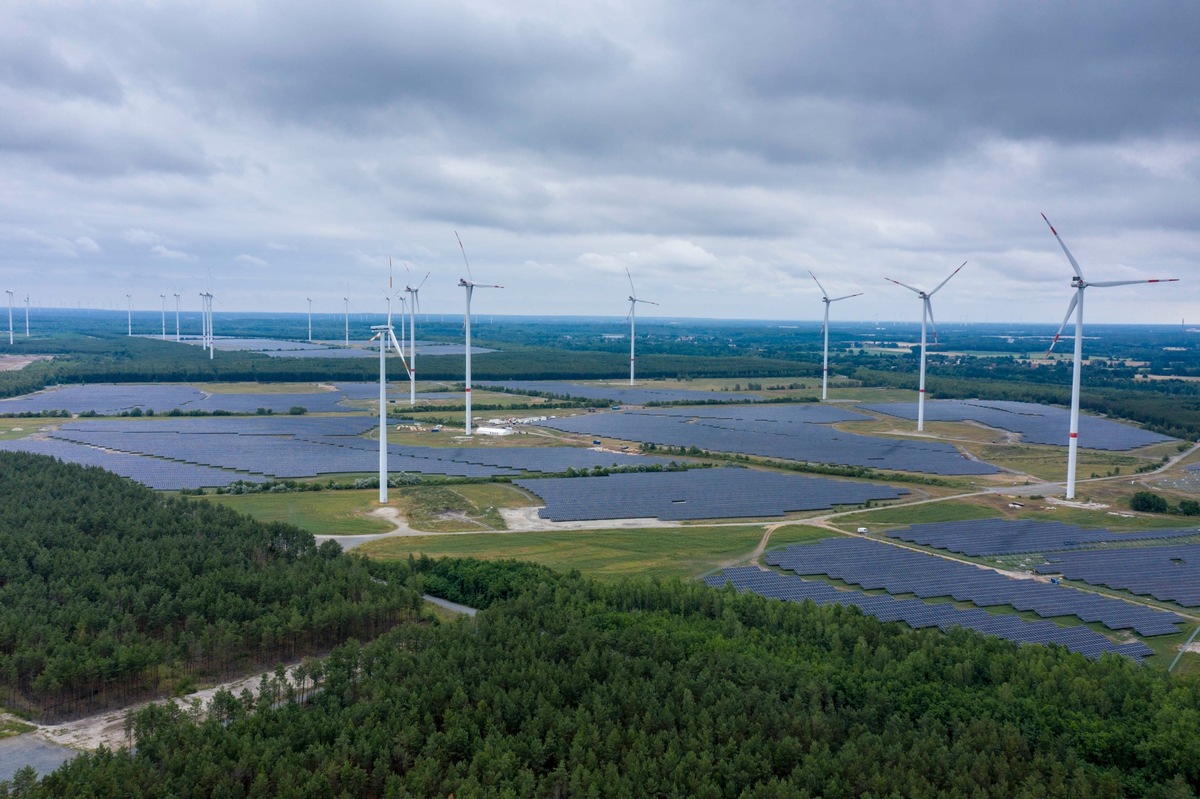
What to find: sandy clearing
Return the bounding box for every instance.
[0,355,51,372]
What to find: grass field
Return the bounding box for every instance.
[203,490,395,536]
[0,422,54,441]
[834,499,1004,530]
[204,483,539,535]
[363,524,785,580]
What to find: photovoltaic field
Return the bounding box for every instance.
[516,467,908,521]
[0,416,682,489]
[484,380,761,405]
[884,518,1200,557]
[862,399,1174,450]
[1037,545,1200,607]
[766,538,1183,636]
[536,405,999,475]
[0,383,377,415]
[706,567,1154,662]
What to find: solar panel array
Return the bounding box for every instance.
[536,405,999,475]
[2,416,684,485]
[484,381,761,405]
[0,439,263,490]
[885,518,1199,556]
[862,399,1174,450]
[0,383,381,415]
[517,468,908,521]
[706,567,1154,662]
[766,538,1182,636]
[0,384,206,415]
[1037,545,1200,607]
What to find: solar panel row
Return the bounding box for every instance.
[767,538,1182,636]
[0,383,376,415]
[483,381,762,405]
[862,399,1173,451]
[536,405,1000,475]
[706,567,1152,662]
[517,468,908,522]
[885,518,1199,556]
[1036,544,1200,607]
[0,439,263,490]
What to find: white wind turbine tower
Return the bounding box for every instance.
[456,232,502,435]
[885,261,967,432]
[405,265,430,406]
[810,271,862,401]
[126,294,132,336]
[5,290,12,345]
[173,293,180,341]
[199,292,215,359]
[370,322,410,504]
[1042,213,1178,500]
[625,268,658,385]
[159,294,167,339]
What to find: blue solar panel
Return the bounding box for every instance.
[766,538,1182,636]
[885,518,1199,556]
[535,405,1000,475]
[517,468,908,521]
[1036,545,1200,607]
[707,567,1150,662]
[483,381,762,405]
[862,399,1174,451]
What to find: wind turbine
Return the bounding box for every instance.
[456,232,502,435]
[1042,213,1178,499]
[160,294,167,340]
[126,294,132,336]
[809,271,862,401]
[173,293,180,341]
[885,262,967,432]
[405,265,430,406]
[199,292,215,359]
[370,323,410,504]
[5,290,12,345]
[626,268,658,385]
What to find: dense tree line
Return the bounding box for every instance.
[0,452,422,721]
[10,558,1198,797]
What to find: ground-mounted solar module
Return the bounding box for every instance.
[861,399,1174,450]
[0,383,385,416]
[13,415,683,485]
[516,467,908,522]
[1036,544,1200,607]
[483,381,762,405]
[884,518,1199,556]
[0,438,263,490]
[705,567,1152,662]
[534,405,999,476]
[766,538,1182,636]
[0,384,207,415]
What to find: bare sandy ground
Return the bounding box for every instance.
[27,666,304,752]
[0,355,50,371]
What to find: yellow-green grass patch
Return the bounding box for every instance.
[203,490,393,536]
[362,524,775,580]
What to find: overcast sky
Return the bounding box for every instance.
[2,1,1198,325]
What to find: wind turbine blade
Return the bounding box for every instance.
[808,271,829,300]
[625,267,637,297]
[1046,292,1080,356]
[925,298,939,345]
[1041,213,1084,279]
[418,271,430,290]
[387,329,410,373]
[884,277,923,295]
[929,261,967,296]
[828,292,863,303]
[635,298,660,306]
[1089,278,1179,288]
[455,231,473,281]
